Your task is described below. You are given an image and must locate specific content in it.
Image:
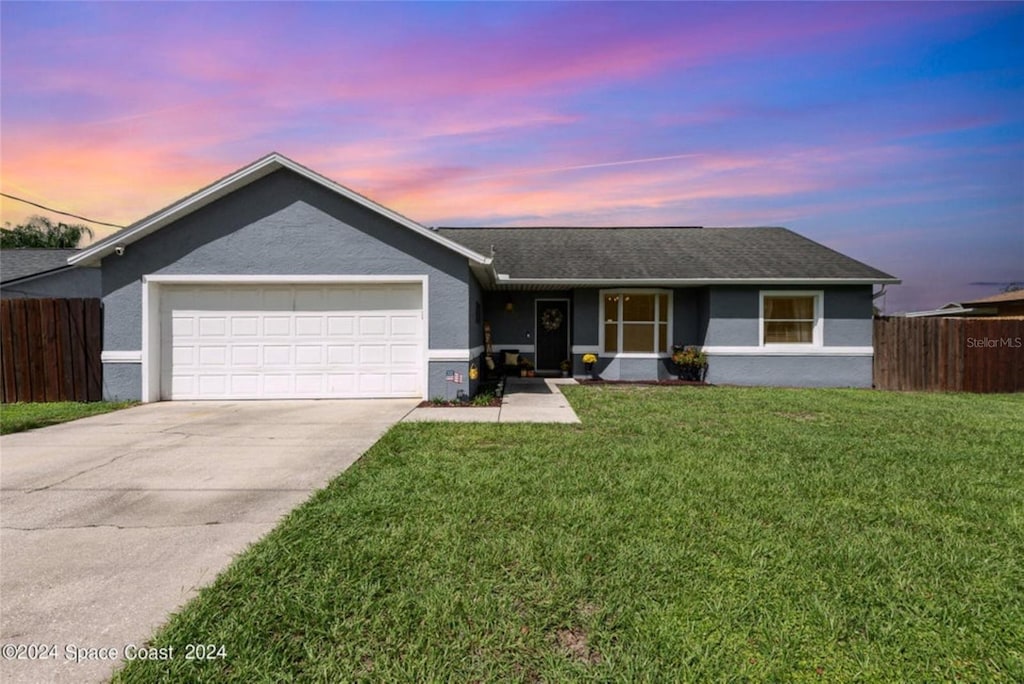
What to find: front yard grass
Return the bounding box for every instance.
[0,401,136,435]
[116,387,1023,682]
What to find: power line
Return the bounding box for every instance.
[0,192,126,229]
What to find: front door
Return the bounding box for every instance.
[535,299,569,371]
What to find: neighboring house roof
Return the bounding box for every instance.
[905,289,1024,317]
[961,290,1024,306]
[904,305,993,318]
[437,226,899,286]
[1,248,81,284]
[70,153,491,267]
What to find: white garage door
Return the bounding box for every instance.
[160,284,423,399]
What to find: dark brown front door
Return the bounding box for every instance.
[535,300,569,371]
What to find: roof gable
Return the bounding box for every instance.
[70,153,489,267]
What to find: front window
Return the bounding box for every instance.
[602,291,670,354]
[762,292,820,345]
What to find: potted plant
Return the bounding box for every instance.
[670,345,708,382]
[582,353,599,379]
[519,357,535,377]
[559,359,571,377]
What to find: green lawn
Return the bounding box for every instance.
[115,387,1023,682]
[0,401,136,435]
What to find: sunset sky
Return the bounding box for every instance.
[1,1,1021,312]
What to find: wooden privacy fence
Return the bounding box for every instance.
[1,298,102,403]
[873,316,1024,393]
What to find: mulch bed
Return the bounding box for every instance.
[416,397,503,408]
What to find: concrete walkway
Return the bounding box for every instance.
[403,377,581,423]
[0,400,416,684]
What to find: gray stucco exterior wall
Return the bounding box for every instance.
[823,286,873,347]
[705,355,872,388]
[702,285,875,387]
[1,267,101,299]
[703,287,759,347]
[101,169,475,400]
[571,289,599,347]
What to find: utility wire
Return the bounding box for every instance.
[0,192,126,229]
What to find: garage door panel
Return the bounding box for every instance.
[391,344,420,364]
[231,346,259,365]
[359,317,387,336]
[198,317,227,337]
[172,317,194,337]
[358,374,387,394]
[327,316,355,336]
[391,316,421,337]
[172,347,194,365]
[295,374,325,393]
[199,346,227,366]
[295,317,322,336]
[231,375,259,395]
[359,345,387,364]
[198,375,228,395]
[295,345,322,365]
[327,345,355,364]
[162,284,424,399]
[391,373,420,393]
[263,346,292,365]
[327,373,356,393]
[172,376,195,396]
[263,375,292,394]
[231,317,259,336]
[264,317,291,336]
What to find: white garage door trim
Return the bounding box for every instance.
[141,275,429,402]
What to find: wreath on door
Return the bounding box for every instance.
[541,308,564,332]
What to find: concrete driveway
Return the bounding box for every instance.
[0,399,416,684]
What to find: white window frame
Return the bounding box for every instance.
[759,290,823,348]
[599,289,672,357]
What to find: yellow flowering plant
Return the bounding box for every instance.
[582,353,598,365]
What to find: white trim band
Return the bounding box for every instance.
[571,345,600,354]
[102,350,143,363]
[428,347,484,362]
[142,274,429,285]
[702,346,873,356]
[491,343,535,353]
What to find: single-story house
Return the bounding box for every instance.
[0,248,101,299]
[904,290,1024,318]
[66,153,899,402]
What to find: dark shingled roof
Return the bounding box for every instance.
[0,249,80,283]
[437,226,897,282]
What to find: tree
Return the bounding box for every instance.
[0,215,94,248]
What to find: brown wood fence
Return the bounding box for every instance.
[873,316,1024,392]
[1,298,102,403]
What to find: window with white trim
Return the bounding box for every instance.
[761,292,821,345]
[602,291,670,354]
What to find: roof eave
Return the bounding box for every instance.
[493,275,902,286]
[69,153,489,267]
